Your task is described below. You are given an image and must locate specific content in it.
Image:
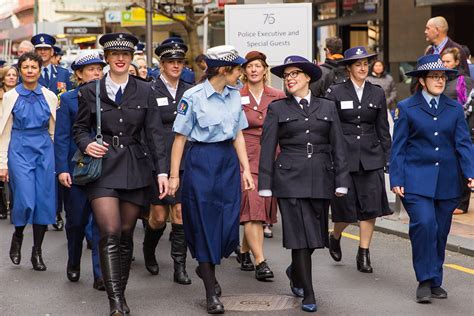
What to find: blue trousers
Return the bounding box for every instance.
[401,193,458,287]
[64,184,101,279]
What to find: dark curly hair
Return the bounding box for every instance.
[18,52,43,69]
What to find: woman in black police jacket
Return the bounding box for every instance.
[325,46,392,273]
[259,56,350,313]
[73,33,168,316]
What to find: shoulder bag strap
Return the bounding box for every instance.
[95,79,103,145]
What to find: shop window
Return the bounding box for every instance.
[315,24,337,63]
[342,0,378,16]
[317,1,337,21]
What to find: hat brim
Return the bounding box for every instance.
[160,54,186,60]
[405,68,458,77]
[339,53,377,65]
[71,60,107,71]
[205,56,247,68]
[103,47,135,52]
[35,44,53,49]
[270,62,322,83]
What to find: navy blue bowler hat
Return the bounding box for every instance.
[99,33,138,52]
[155,38,188,60]
[205,45,246,68]
[405,54,458,77]
[53,46,63,56]
[71,51,106,71]
[339,46,377,65]
[271,55,322,82]
[134,42,145,54]
[31,33,56,48]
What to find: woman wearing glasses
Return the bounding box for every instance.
[391,54,474,303]
[259,56,349,312]
[325,46,392,273]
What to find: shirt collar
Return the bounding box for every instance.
[421,89,440,106]
[106,73,129,96]
[434,37,449,53]
[160,74,177,90]
[350,78,365,91]
[203,79,231,98]
[16,83,42,96]
[41,63,52,74]
[293,91,311,105]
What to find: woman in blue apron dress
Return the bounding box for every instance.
[0,52,57,271]
[169,45,254,314]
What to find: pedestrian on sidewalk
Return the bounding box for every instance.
[73,33,169,316]
[54,51,106,289]
[259,55,350,312]
[169,45,254,314]
[0,52,58,271]
[236,50,285,279]
[325,46,392,273]
[367,60,397,117]
[390,54,474,304]
[141,38,193,285]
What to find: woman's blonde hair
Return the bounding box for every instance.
[0,65,19,88]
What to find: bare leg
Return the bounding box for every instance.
[332,222,350,239]
[243,221,265,264]
[359,218,376,249]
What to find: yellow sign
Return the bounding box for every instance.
[121,8,185,27]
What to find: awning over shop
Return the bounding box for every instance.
[416,0,474,6]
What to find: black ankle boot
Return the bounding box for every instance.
[356,247,373,273]
[142,223,165,275]
[119,234,133,314]
[237,251,255,271]
[10,233,23,265]
[99,235,124,316]
[171,224,191,285]
[31,246,47,271]
[328,232,342,262]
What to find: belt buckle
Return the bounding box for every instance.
[112,136,120,148]
[306,143,313,155]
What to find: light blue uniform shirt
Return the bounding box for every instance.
[173,79,248,142]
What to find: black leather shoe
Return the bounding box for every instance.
[196,266,222,297]
[356,247,373,273]
[9,233,23,265]
[93,278,106,291]
[67,265,80,282]
[237,251,255,271]
[206,295,225,314]
[285,265,304,298]
[416,281,432,303]
[263,225,273,238]
[328,233,342,262]
[431,286,448,299]
[31,246,47,271]
[52,214,64,231]
[255,260,274,281]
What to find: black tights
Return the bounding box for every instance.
[292,248,316,305]
[14,224,47,247]
[199,262,217,298]
[91,197,141,238]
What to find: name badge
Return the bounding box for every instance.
[156,97,169,106]
[241,96,250,105]
[340,101,354,110]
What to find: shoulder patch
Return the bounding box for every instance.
[177,100,189,115]
[394,107,399,120]
[326,87,332,94]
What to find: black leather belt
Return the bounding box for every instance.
[103,135,140,148]
[281,143,331,155]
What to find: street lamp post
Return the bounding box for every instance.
[146,0,153,67]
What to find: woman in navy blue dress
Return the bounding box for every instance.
[169,45,254,314]
[0,52,58,271]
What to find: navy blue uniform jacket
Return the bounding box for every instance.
[38,65,73,95]
[390,91,474,199]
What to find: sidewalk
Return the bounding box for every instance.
[375,196,474,256]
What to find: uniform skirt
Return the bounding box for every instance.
[331,167,392,222]
[278,198,330,249]
[86,187,150,207]
[181,140,240,265]
[149,171,183,206]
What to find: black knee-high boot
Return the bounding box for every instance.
[142,223,165,275]
[99,235,124,316]
[120,234,133,314]
[171,224,191,284]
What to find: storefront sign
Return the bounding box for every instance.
[121,8,185,27]
[64,27,102,35]
[225,3,313,65]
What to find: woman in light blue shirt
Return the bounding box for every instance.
[169,45,254,314]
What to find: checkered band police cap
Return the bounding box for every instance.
[99,33,138,52]
[205,45,246,67]
[405,54,458,77]
[71,50,106,71]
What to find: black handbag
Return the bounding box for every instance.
[72,79,103,185]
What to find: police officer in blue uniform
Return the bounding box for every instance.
[391,54,474,303]
[31,33,73,231]
[325,46,392,273]
[169,45,254,314]
[52,45,64,66]
[54,51,106,290]
[142,38,193,284]
[148,37,195,84]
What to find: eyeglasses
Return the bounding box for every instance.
[426,74,448,81]
[282,70,304,80]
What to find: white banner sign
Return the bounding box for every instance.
[225,3,313,66]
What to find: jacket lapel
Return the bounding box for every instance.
[344,80,360,105]
[49,65,58,91]
[435,94,456,116]
[413,91,436,116]
[286,97,306,117]
[100,77,113,104]
[121,76,136,106]
[155,77,174,100]
[308,93,321,115]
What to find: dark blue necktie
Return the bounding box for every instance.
[43,68,50,86]
[430,98,437,110]
[299,98,310,115]
[115,87,123,104]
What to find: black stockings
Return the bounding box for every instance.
[91,197,141,238]
[14,224,47,247]
[199,262,217,298]
[292,248,316,305]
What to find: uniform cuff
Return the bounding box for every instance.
[336,187,348,194]
[259,190,272,197]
